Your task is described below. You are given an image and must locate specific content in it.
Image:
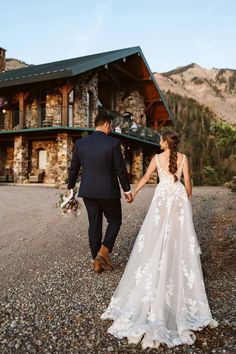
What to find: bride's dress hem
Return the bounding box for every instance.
[101,310,218,349]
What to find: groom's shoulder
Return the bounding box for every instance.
[106,135,120,146]
[75,134,92,144]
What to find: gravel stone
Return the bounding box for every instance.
[0,185,235,353]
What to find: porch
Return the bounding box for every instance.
[0,127,159,185]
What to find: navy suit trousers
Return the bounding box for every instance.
[83,198,122,259]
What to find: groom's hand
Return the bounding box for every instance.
[124,192,133,203]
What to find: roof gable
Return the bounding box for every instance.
[0,47,141,87]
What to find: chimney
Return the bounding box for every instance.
[0,47,6,72]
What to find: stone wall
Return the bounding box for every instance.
[131,148,143,184]
[31,140,58,183]
[14,136,29,183]
[74,74,98,128]
[129,151,158,184]
[115,90,146,125]
[30,134,73,184]
[25,99,39,128]
[4,111,11,130]
[0,147,6,174]
[145,154,158,184]
[57,133,73,185]
[45,94,62,126]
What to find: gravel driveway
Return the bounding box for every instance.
[0,185,235,353]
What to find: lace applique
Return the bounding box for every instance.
[166,278,175,308]
[137,234,145,252]
[142,274,154,303]
[182,261,195,289]
[179,208,185,226]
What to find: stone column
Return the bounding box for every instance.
[4,110,11,130]
[14,135,29,183]
[25,99,39,128]
[131,148,143,184]
[57,133,73,185]
[45,94,62,126]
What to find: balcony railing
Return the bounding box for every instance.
[111,114,160,144]
[0,106,161,145]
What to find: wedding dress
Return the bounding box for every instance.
[101,154,218,349]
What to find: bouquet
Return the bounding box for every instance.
[57,188,81,216]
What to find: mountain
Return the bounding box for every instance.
[153,64,236,185]
[5,58,30,71]
[154,64,236,124]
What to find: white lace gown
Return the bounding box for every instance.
[101,154,218,349]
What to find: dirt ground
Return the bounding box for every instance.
[0,185,235,353]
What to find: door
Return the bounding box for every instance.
[39,150,47,169]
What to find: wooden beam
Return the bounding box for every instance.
[145,101,154,112]
[145,98,162,103]
[24,92,30,100]
[111,63,137,81]
[154,119,167,130]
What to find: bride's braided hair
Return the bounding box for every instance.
[161,131,180,182]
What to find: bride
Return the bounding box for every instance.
[101,130,218,349]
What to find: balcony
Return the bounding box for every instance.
[0,106,161,145]
[111,113,160,144]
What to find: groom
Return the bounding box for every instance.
[67,111,133,273]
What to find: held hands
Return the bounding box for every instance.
[124,192,133,203]
[124,191,137,203]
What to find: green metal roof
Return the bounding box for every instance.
[0,47,142,88]
[0,46,175,124]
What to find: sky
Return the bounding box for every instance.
[1,0,235,72]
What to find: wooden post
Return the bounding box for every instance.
[18,92,24,129]
[18,92,29,129]
[59,84,74,127]
[61,86,68,126]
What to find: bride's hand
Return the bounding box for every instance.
[131,191,136,201]
[124,192,133,203]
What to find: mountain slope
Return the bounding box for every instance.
[5,58,30,71]
[154,64,236,124]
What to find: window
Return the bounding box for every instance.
[68,90,74,127]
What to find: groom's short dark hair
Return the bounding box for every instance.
[95,111,112,127]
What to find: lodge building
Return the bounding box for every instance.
[0,46,174,185]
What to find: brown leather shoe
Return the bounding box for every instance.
[97,245,114,270]
[93,258,104,273]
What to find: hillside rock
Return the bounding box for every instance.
[154,64,236,124]
[5,58,30,71]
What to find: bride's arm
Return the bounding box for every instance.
[132,156,157,199]
[182,156,192,200]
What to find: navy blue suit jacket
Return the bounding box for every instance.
[67,131,131,199]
